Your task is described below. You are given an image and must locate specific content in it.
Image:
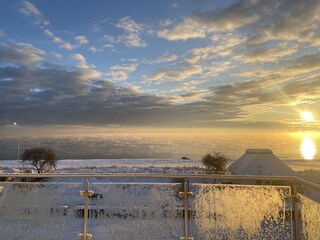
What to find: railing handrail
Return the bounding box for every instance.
[291,176,320,190]
[0,172,293,180]
[1,172,320,190]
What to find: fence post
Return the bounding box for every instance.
[179,178,194,240]
[79,177,94,240]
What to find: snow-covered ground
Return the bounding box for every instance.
[1,158,320,172]
[0,158,207,177]
[0,158,202,169]
[1,158,320,185]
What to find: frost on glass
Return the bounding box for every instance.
[89,183,183,240]
[0,182,83,240]
[190,184,292,240]
[299,194,320,240]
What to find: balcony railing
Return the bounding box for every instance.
[0,173,319,240]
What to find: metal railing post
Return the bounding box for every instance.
[292,184,300,240]
[179,178,194,240]
[79,177,94,240]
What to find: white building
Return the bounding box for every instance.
[228,149,296,176]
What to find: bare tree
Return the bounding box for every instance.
[21,147,58,173]
[202,151,228,174]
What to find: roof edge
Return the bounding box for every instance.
[245,149,273,154]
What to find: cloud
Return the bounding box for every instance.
[74,35,88,45]
[116,16,143,33]
[103,35,117,44]
[143,53,178,65]
[17,0,49,26]
[72,53,94,69]
[103,17,147,48]
[116,16,147,47]
[184,47,218,64]
[232,71,272,78]
[182,33,245,65]
[88,46,102,53]
[60,42,74,50]
[2,42,320,129]
[105,63,138,81]
[18,0,42,18]
[0,30,5,37]
[247,0,320,45]
[211,33,245,51]
[90,18,110,33]
[3,0,320,131]
[43,29,54,37]
[157,0,320,50]
[0,42,153,126]
[157,1,260,41]
[199,61,320,122]
[159,19,175,27]
[50,52,62,60]
[144,65,202,83]
[101,43,115,51]
[236,43,299,63]
[282,54,320,76]
[197,0,260,30]
[180,92,207,100]
[0,58,177,126]
[0,41,45,65]
[0,49,170,126]
[205,61,234,76]
[18,2,85,51]
[43,29,77,50]
[157,18,206,41]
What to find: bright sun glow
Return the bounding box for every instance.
[300,111,315,122]
[301,136,316,160]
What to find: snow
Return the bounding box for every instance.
[190,184,292,239]
[89,183,183,239]
[0,158,202,169]
[0,182,83,239]
[1,158,319,172]
[299,194,320,240]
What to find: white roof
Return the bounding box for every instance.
[228,149,296,176]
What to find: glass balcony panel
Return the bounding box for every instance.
[89,182,183,239]
[0,182,83,240]
[299,194,320,240]
[189,184,292,240]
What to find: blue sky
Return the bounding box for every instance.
[1,0,320,131]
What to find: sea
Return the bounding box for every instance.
[1,131,320,171]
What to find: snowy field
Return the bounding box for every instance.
[0,158,201,169]
[0,159,206,176]
[1,158,320,185]
[1,158,320,172]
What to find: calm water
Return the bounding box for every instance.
[1,131,319,160]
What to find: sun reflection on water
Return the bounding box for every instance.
[301,135,316,160]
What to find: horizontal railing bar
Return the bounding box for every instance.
[0,172,295,180]
[1,173,319,190]
[291,176,320,190]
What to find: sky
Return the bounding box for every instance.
[1,0,320,133]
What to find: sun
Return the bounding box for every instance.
[300,111,314,122]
